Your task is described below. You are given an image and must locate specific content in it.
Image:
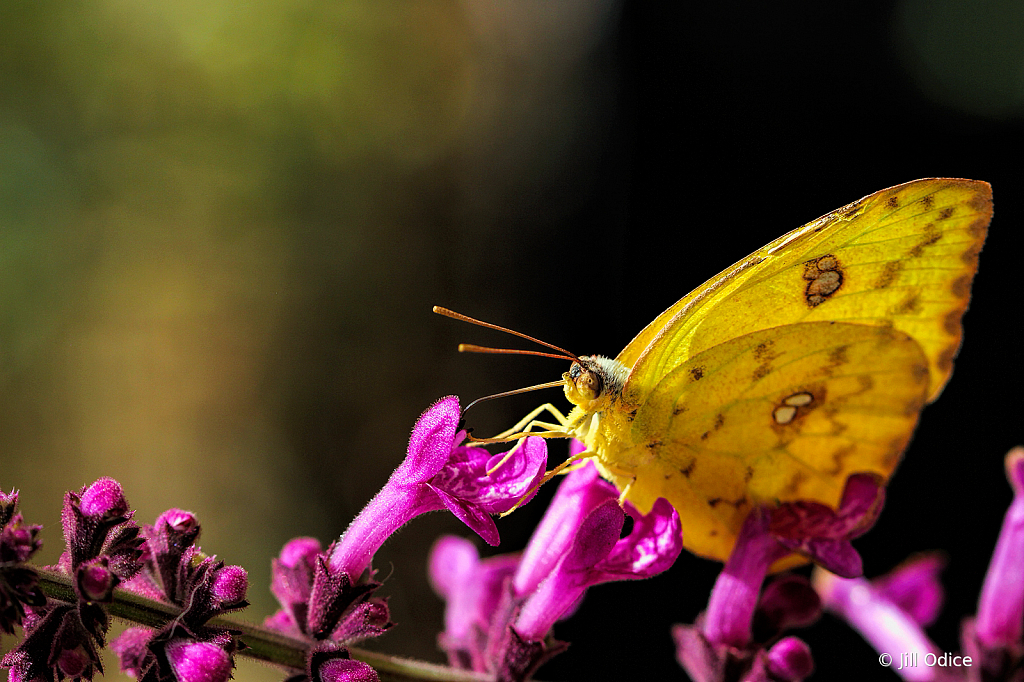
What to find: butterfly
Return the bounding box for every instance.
[438,178,992,564]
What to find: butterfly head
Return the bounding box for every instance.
[564,355,627,412]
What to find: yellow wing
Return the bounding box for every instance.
[619,321,929,562]
[617,178,991,405]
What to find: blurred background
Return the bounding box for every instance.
[1,1,1022,680]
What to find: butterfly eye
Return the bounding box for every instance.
[576,368,603,400]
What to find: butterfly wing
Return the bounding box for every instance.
[605,178,991,562]
[622,321,929,561]
[617,178,991,405]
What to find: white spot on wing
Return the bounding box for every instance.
[773,405,797,424]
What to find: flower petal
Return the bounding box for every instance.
[596,498,682,580]
[429,485,501,547]
[391,397,461,485]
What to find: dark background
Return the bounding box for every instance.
[1,2,1021,680]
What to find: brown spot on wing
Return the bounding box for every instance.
[875,261,902,289]
[818,344,850,378]
[943,307,964,336]
[771,386,826,434]
[828,345,849,365]
[753,341,777,362]
[886,194,900,209]
[753,364,772,382]
[680,460,696,478]
[700,414,726,441]
[803,254,844,307]
[938,206,955,220]
[690,366,705,381]
[961,241,984,266]
[891,292,921,315]
[968,190,992,213]
[908,225,941,258]
[950,275,972,299]
[921,194,935,209]
[936,344,958,376]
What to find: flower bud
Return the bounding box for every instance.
[79,478,129,518]
[77,557,118,602]
[318,657,380,682]
[211,565,248,607]
[165,639,233,682]
[765,637,814,681]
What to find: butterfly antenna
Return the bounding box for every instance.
[433,306,580,363]
[461,379,565,417]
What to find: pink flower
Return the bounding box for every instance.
[329,396,547,581]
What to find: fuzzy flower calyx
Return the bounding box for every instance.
[0,489,44,635]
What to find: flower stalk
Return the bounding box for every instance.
[34,567,496,682]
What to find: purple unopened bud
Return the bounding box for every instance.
[79,478,128,518]
[1,514,43,564]
[318,657,380,682]
[165,639,233,682]
[156,508,199,536]
[764,637,814,681]
[211,565,248,607]
[77,557,118,602]
[0,489,17,527]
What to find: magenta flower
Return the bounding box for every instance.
[813,561,943,681]
[428,535,520,671]
[673,510,822,682]
[815,447,1024,682]
[673,473,885,682]
[973,446,1024,650]
[768,472,886,578]
[328,396,547,581]
[265,535,392,648]
[513,487,681,641]
[429,452,682,682]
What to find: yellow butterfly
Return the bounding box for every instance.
[439,178,992,564]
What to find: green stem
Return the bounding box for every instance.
[35,568,494,682]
